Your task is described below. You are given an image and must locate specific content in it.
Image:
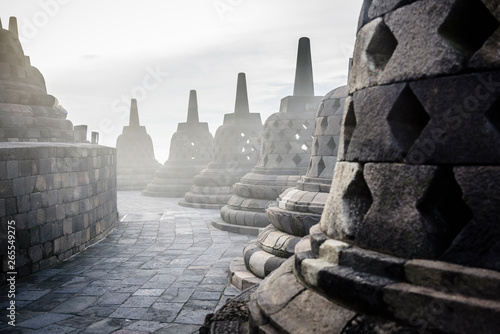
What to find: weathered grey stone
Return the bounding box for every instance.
[357,163,470,259]
[368,0,418,19]
[320,162,371,240]
[180,73,262,209]
[384,282,500,334]
[116,99,160,190]
[143,90,213,198]
[406,72,500,164]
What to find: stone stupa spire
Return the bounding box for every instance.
[128,98,140,127]
[234,72,250,115]
[293,37,314,97]
[186,90,200,124]
[8,17,18,37]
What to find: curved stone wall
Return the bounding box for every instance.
[0,143,118,283]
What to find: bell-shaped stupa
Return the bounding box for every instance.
[142,90,213,197]
[230,82,348,289]
[248,1,500,333]
[0,17,75,142]
[116,99,160,190]
[213,37,323,236]
[179,73,263,209]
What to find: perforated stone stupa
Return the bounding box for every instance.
[116,99,160,190]
[230,83,347,289]
[0,17,75,142]
[247,1,500,333]
[179,73,263,209]
[142,90,213,197]
[213,37,323,236]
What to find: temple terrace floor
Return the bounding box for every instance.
[0,191,253,334]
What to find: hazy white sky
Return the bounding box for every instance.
[1,0,362,162]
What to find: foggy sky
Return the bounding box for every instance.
[0,0,362,162]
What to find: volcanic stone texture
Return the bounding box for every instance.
[247,1,500,333]
[0,143,118,284]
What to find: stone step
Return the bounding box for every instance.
[220,205,270,229]
[211,217,263,236]
[267,206,321,237]
[229,257,263,290]
[243,240,288,279]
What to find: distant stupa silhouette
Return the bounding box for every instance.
[0,17,75,142]
[116,99,160,190]
[142,90,214,197]
[213,37,323,235]
[179,73,263,209]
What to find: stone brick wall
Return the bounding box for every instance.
[0,142,118,283]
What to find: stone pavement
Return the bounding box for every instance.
[0,191,253,333]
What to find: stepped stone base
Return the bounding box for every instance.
[211,217,264,236]
[248,225,500,334]
[229,257,263,291]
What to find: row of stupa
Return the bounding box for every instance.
[115,37,349,286]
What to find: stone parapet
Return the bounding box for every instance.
[0,142,118,284]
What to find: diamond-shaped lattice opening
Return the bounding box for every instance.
[191,142,195,146]
[438,0,499,57]
[327,137,336,153]
[295,133,300,140]
[284,142,293,153]
[417,169,472,256]
[246,139,250,144]
[269,143,276,153]
[345,173,373,241]
[303,120,310,130]
[241,148,246,153]
[316,157,326,177]
[485,96,500,134]
[387,86,430,156]
[292,154,302,166]
[287,120,294,128]
[366,20,398,72]
[301,144,308,151]
[313,138,319,155]
[320,117,328,133]
[278,130,286,139]
[241,132,245,137]
[263,155,269,166]
[276,155,283,164]
[342,99,357,157]
[272,120,280,128]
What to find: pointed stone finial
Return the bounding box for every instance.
[234,73,250,115]
[129,99,140,127]
[9,17,18,37]
[293,37,314,97]
[187,90,199,123]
